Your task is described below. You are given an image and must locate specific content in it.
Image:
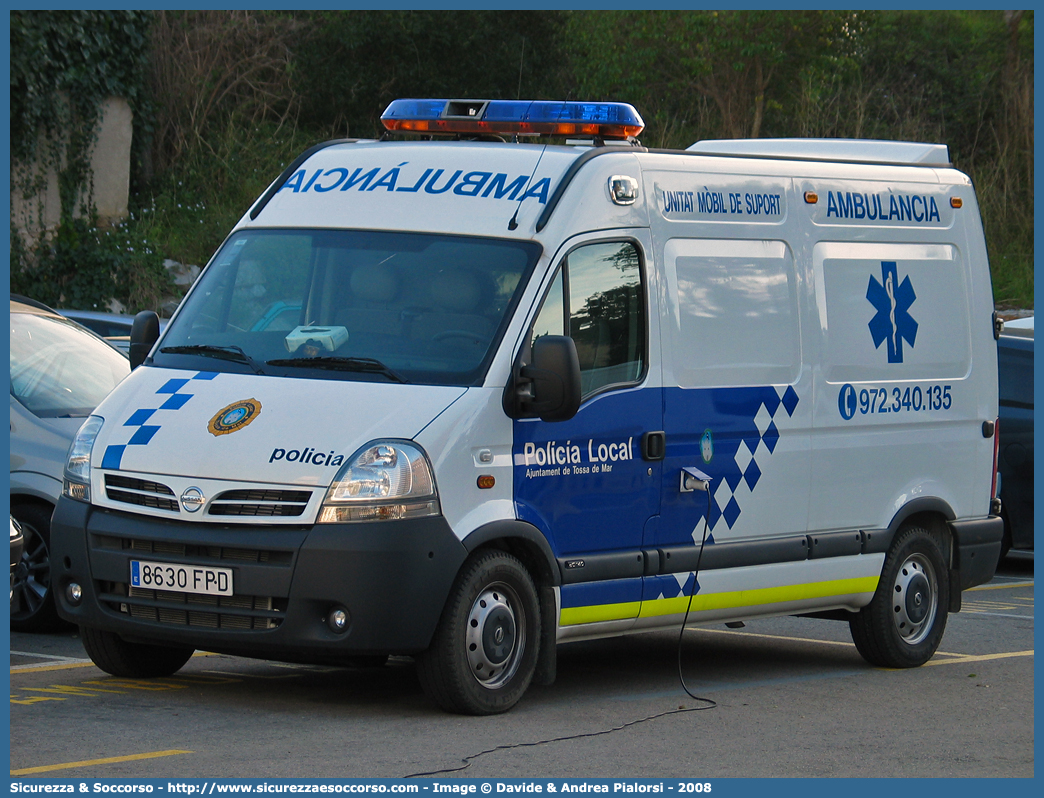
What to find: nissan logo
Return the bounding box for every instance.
[180,487,205,513]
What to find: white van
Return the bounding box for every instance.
[52,99,1004,715]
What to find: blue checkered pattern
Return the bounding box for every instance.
[707,384,799,535]
[101,372,218,471]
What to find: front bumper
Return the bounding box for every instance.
[50,497,467,663]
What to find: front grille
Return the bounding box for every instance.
[207,489,312,517]
[105,475,178,512]
[101,584,285,630]
[121,538,293,566]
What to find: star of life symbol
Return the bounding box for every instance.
[867,261,917,363]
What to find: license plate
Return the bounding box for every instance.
[130,560,233,596]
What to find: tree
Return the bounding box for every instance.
[291,11,568,137]
[561,10,850,144]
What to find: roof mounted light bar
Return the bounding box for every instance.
[380,99,645,140]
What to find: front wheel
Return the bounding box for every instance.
[80,626,194,678]
[416,550,540,715]
[10,504,61,632]
[850,524,950,668]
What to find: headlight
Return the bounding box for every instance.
[318,440,439,523]
[63,415,104,502]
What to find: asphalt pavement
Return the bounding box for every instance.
[8,551,1033,779]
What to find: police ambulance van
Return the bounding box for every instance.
[51,99,1004,714]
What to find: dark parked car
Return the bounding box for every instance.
[57,309,168,355]
[9,296,131,630]
[997,317,1033,556]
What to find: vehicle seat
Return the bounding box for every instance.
[340,264,403,337]
[411,269,493,344]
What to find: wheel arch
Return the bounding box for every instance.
[10,487,60,515]
[878,497,961,614]
[9,494,57,528]
[461,519,560,588]
[9,464,63,503]
[460,520,560,688]
[877,497,955,558]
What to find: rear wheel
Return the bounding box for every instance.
[80,626,194,678]
[416,550,540,715]
[10,503,62,632]
[850,524,949,668]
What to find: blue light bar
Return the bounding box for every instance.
[381,99,645,139]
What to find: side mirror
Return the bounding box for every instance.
[505,335,581,422]
[129,310,160,369]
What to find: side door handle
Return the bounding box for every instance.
[641,430,665,461]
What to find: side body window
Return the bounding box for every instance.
[531,241,645,398]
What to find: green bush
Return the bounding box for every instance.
[10,213,172,313]
[130,121,323,269]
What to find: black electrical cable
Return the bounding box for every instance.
[403,485,717,779]
[677,487,715,702]
[403,702,712,778]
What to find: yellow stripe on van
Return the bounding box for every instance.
[638,576,880,619]
[560,601,642,626]
[559,576,880,627]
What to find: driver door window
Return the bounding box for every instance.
[531,241,646,398]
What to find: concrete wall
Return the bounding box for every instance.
[91,97,133,220]
[11,96,133,242]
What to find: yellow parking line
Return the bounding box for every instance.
[10,661,99,675]
[11,749,193,776]
[11,651,218,676]
[923,650,1034,667]
[692,626,970,655]
[689,627,1031,666]
[967,581,1034,591]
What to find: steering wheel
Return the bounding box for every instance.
[433,330,486,344]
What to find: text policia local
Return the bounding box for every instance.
[522,437,635,478]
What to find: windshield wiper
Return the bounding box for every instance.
[265,356,408,383]
[160,345,266,375]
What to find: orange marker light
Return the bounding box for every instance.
[804,191,818,204]
[477,475,496,490]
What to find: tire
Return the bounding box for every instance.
[416,550,540,715]
[10,503,62,632]
[80,625,194,678]
[850,523,950,668]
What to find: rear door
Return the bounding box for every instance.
[643,236,813,622]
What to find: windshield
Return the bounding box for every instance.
[10,310,131,418]
[156,230,540,386]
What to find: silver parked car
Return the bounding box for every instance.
[9,296,130,630]
[11,516,24,601]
